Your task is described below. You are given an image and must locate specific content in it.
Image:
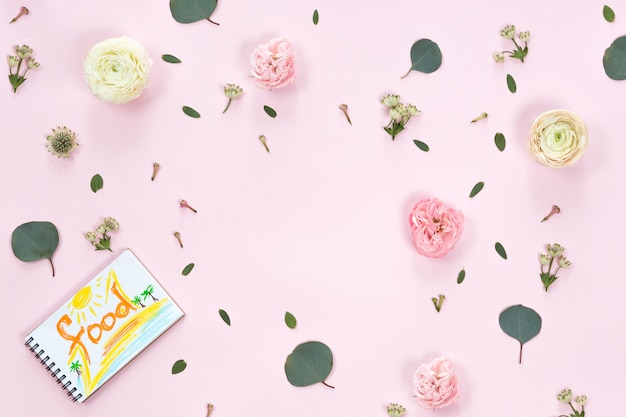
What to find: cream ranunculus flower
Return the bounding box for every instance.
[529,109,588,168]
[84,36,152,104]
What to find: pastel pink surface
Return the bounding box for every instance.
[2,1,625,417]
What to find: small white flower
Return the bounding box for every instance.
[389,107,403,122]
[15,45,33,59]
[103,217,120,231]
[27,58,39,69]
[45,126,78,158]
[557,388,572,403]
[500,25,516,39]
[224,83,243,99]
[381,94,400,108]
[85,231,98,243]
[387,403,406,417]
[518,31,531,42]
[405,104,421,117]
[96,224,107,235]
[7,55,19,67]
[539,254,551,266]
[493,52,505,63]
[547,243,565,257]
[558,256,571,268]
[575,395,587,406]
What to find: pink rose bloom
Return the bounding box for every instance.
[409,197,464,258]
[413,357,459,409]
[250,37,296,89]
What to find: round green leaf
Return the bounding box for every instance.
[12,221,59,277]
[313,9,319,25]
[169,0,218,24]
[604,5,615,22]
[172,359,187,374]
[264,105,277,118]
[413,140,430,152]
[409,39,442,74]
[182,106,201,118]
[494,132,506,152]
[495,242,507,259]
[457,269,466,284]
[469,181,484,198]
[285,312,297,329]
[499,304,542,363]
[285,341,334,388]
[162,54,182,64]
[506,74,517,93]
[219,309,231,326]
[603,36,626,80]
[90,174,103,193]
[182,263,195,276]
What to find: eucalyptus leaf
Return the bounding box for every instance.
[264,105,277,118]
[499,304,542,363]
[169,0,218,24]
[506,74,517,93]
[469,181,484,198]
[182,106,201,118]
[401,39,442,78]
[172,359,187,374]
[182,263,195,276]
[285,341,334,388]
[285,311,297,329]
[604,5,615,22]
[12,221,59,277]
[603,36,626,80]
[495,242,507,259]
[162,54,182,64]
[219,309,231,326]
[313,9,319,25]
[457,269,466,284]
[413,140,430,152]
[90,174,103,193]
[494,132,506,152]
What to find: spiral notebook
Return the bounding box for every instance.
[24,249,184,402]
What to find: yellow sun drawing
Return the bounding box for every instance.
[67,277,104,324]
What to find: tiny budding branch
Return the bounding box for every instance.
[151,162,160,181]
[173,231,183,248]
[471,112,488,123]
[206,404,214,417]
[258,135,270,153]
[431,294,446,312]
[10,6,29,23]
[339,104,352,125]
[541,205,560,222]
[179,199,197,213]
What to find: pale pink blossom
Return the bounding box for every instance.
[413,357,459,409]
[409,198,464,258]
[250,37,296,89]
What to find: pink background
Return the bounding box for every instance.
[2,0,624,416]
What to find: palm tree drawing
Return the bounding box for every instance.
[69,361,82,378]
[141,285,159,303]
[131,295,145,308]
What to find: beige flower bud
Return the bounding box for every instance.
[529,109,588,168]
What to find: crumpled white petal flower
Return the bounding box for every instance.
[84,36,152,104]
[529,109,588,168]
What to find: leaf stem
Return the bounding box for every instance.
[207,18,220,25]
[222,98,232,113]
[400,67,412,79]
[49,257,56,277]
[321,381,335,389]
[518,343,523,364]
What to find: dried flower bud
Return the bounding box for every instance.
[179,199,197,213]
[471,112,488,123]
[258,135,270,153]
[9,6,29,24]
[151,162,160,181]
[174,231,183,248]
[339,103,352,125]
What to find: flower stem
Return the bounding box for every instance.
[222,98,232,113]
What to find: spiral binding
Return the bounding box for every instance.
[25,337,83,402]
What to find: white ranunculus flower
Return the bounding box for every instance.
[84,36,152,104]
[529,109,588,168]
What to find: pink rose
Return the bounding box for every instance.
[250,37,296,89]
[413,357,459,409]
[409,198,464,258]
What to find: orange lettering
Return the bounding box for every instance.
[87,323,102,344]
[101,312,116,331]
[111,282,135,318]
[56,314,90,364]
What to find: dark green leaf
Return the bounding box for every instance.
[495,242,507,259]
[457,269,466,284]
[603,36,626,80]
[469,181,484,198]
[182,263,195,276]
[285,312,297,329]
[264,105,277,118]
[604,5,615,22]
[403,39,442,77]
[285,341,334,388]
[506,74,517,93]
[169,0,218,24]
[313,9,319,25]
[219,309,231,326]
[182,106,201,118]
[90,174,103,193]
[162,54,182,63]
[171,359,187,374]
[494,132,506,152]
[499,304,542,363]
[11,221,59,277]
[413,140,430,152]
